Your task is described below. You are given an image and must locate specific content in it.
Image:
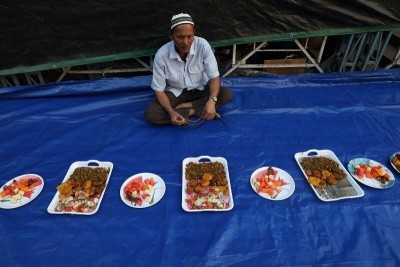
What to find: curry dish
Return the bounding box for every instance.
[300,157,346,189]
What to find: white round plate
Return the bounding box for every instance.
[250,167,295,201]
[390,152,400,174]
[120,173,166,208]
[0,174,44,209]
[348,158,395,189]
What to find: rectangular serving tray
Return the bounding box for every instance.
[182,155,234,212]
[47,160,113,215]
[294,149,364,202]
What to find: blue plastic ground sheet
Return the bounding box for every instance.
[1,69,400,267]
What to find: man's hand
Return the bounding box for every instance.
[170,111,187,125]
[202,99,217,120]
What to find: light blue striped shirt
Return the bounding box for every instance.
[151,36,220,97]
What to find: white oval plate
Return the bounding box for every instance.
[348,158,395,189]
[0,174,44,209]
[250,167,295,201]
[120,173,166,208]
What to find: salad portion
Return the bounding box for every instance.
[0,174,44,209]
[185,171,230,210]
[124,176,156,206]
[120,173,166,208]
[348,158,395,189]
[250,167,295,200]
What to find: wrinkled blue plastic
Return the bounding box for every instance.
[1,70,400,267]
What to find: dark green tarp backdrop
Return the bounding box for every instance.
[1,0,400,74]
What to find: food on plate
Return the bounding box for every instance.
[307,176,326,189]
[124,176,156,206]
[56,182,73,196]
[353,162,391,184]
[392,153,400,172]
[300,157,346,189]
[0,176,42,204]
[251,167,288,198]
[184,161,230,210]
[54,167,110,213]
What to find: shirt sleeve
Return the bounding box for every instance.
[151,52,167,91]
[201,39,220,80]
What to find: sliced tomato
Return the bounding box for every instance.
[265,188,275,197]
[64,206,73,212]
[24,190,34,198]
[5,186,13,196]
[132,176,143,184]
[0,190,7,198]
[34,178,42,186]
[205,202,213,208]
[261,187,269,193]
[356,167,365,179]
[75,203,85,212]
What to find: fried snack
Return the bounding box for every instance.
[200,180,210,187]
[212,186,228,195]
[188,180,198,187]
[301,157,346,186]
[326,175,337,185]
[392,154,400,171]
[56,167,109,199]
[202,173,213,181]
[307,176,326,189]
[56,182,73,198]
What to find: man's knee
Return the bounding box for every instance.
[220,87,233,104]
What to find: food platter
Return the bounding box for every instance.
[120,173,166,208]
[390,152,400,174]
[348,158,395,189]
[250,167,295,201]
[295,149,364,202]
[182,156,234,212]
[47,160,113,215]
[0,174,44,209]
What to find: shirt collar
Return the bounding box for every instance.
[168,37,196,60]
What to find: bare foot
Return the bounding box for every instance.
[176,102,193,109]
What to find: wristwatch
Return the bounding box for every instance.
[210,96,218,102]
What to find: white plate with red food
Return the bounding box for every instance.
[182,156,234,212]
[0,174,44,209]
[390,152,400,174]
[347,158,395,189]
[47,160,113,215]
[250,166,295,200]
[120,173,166,208]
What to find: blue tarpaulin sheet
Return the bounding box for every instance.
[0,69,400,267]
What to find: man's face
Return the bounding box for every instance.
[170,24,195,57]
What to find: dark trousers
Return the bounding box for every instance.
[144,85,232,124]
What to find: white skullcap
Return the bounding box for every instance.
[170,13,194,29]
